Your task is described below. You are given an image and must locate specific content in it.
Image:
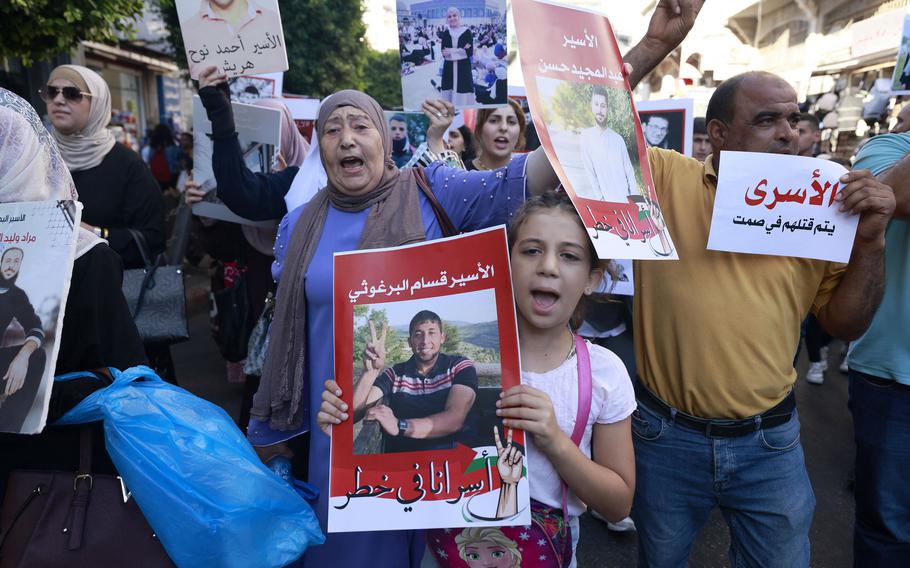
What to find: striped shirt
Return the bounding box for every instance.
[375,353,477,453]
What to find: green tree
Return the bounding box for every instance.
[363,49,403,109]
[0,0,145,65]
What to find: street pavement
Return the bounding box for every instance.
[173,268,856,567]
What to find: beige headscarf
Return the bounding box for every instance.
[0,88,104,257]
[252,89,426,430]
[48,65,116,172]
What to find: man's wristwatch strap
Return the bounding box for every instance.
[397,418,408,437]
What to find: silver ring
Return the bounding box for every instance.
[435,112,443,118]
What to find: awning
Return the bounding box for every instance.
[82,41,178,74]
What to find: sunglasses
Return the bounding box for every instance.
[39,85,92,103]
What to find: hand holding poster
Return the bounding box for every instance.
[513,0,677,260]
[707,152,859,262]
[330,227,529,533]
[177,0,289,79]
[0,200,80,434]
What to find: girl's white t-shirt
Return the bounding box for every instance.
[521,341,636,517]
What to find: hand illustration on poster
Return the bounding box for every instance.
[513,0,677,260]
[330,227,529,533]
[177,0,289,79]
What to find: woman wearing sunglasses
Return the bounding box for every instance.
[42,65,171,381]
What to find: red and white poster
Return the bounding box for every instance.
[513,0,677,260]
[330,227,529,532]
[707,152,859,263]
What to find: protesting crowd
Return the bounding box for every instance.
[0,0,908,567]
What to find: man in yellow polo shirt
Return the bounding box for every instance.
[624,71,895,567]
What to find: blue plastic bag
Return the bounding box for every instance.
[55,366,324,568]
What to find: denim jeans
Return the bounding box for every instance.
[630,400,815,568]
[848,370,910,567]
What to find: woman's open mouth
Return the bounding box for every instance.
[493,136,511,151]
[340,156,364,173]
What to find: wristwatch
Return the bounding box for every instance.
[397,419,408,437]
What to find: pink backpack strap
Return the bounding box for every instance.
[561,335,594,518]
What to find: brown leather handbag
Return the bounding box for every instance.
[0,427,174,567]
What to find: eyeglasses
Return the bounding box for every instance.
[39,86,92,103]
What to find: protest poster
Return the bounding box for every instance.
[191,95,279,226]
[707,152,859,263]
[513,0,677,261]
[397,0,508,111]
[637,98,694,157]
[385,111,431,168]
[229,72,283,102]
[330,227,529,533]
[176,0,289,79]
[283,95,320,143]
[0,201,80,434]
[891,13,910,94]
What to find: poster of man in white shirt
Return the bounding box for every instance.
[579,86,638,202]
[534,77,643,205]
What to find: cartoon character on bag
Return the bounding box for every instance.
[456,527,522,568]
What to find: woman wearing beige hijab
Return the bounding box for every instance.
[44,65,172,380]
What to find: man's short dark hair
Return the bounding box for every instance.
[591,86,608,101]
[693,116,707,135]
[244,85,259,96]
[390,113,407,124]
[409,310,443,335]
[798,112,820,132]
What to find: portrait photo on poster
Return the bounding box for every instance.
[892,14,910,94]
[636,98,694,156]
[330,227,528,533]
[533,76,645,205]
[176,0,289,79]
[0,200,80,435]
[397,0,508,111]
[384,111,432,168]
[351,289,502,457]
[229,73,280,103]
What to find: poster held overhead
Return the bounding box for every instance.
[513,0,677,260]
[176,0,289,79]
[0,200,81,434]
[329,227,528,533]
[707,152,859,263]
[397,0,509,111]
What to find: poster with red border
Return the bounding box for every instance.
[513,0,677,260]
[330,227,530,532]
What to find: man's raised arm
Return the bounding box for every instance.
[624,0,705,90]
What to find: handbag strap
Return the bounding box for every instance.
[560,335,593,518]
[413,167,458,238]
[127,228,154,269]
[66,426,95,550]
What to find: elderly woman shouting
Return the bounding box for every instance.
[194,65,559,567]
